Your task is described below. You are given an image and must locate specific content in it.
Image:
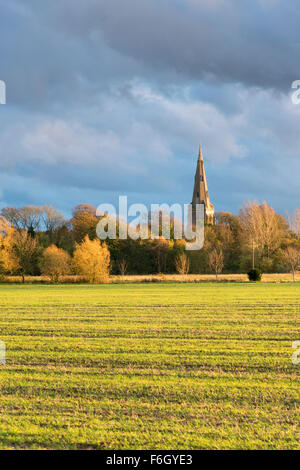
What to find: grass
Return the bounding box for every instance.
[0,282,299,449]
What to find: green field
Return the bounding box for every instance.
[0,282,299,450]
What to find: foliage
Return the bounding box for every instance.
[0,201,297,276]
[0,218,19,274]
[12,230,41,282]
[151,237,170,273]
[248,268,262,281]
[107,238,156,275]
[40,245,71,282]
[0,219,42,279]
[73,235,110,283]
[71,210,99,243]
[72,204,97,217]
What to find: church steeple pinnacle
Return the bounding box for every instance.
[198,145,203,161]
[192,145,215,225]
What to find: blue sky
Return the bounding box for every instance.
[0,0,300,217]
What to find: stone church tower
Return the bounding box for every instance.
[192,146,215,225]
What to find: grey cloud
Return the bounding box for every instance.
[1,0,300,215]
[26,0,300,91]
[2,0,299,115]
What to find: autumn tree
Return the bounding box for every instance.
[260,202,287,257]
[283,246,300,282]
[215,212,243,272]
[0,218,19,276]
[0,226,41,282]
[72,210,99,243]
[208,247,224,280]
[0,219,41,281]
[287,209,300,238]
[73,235,110,283]
[40,245,71,282]
[12,230,40,282]
[239,201,286,269]
[72,204,97,217]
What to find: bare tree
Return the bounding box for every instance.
[1,207,23,229]
[19,206,43,231]
[283,246,300,282]
[1,206,42,231]
[117,258,128,277]
[209,248,224,280]
[260,202,286,257]
[287,209,300,238]
[175,253,190,278]
[42,205,66,239]
[239,201,285,264]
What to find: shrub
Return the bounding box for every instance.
[73,235,110,283]
[175,253,190,276]
[247,268,262,282]
[40,245,71,282]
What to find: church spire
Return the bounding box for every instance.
[198,145,203,161]
[192,145,215,225]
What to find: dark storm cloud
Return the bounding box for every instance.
[2,0,299,111]
[25,0,300,91]
[0,0,300,214]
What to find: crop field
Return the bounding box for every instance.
[0,283,299,449]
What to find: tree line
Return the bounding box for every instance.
[0,201,300,282]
